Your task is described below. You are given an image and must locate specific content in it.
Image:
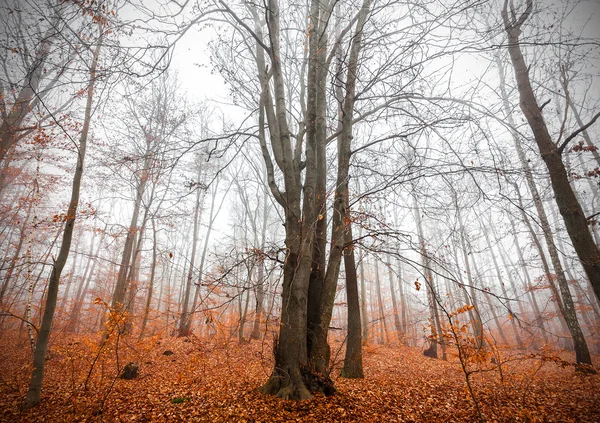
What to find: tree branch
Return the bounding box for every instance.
[558,111,600,154]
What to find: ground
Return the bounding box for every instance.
[0,333,598,422]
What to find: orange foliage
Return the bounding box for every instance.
[0,333,598,422]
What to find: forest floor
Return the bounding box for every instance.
[0,332,599,422]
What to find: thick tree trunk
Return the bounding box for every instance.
[308,0,371,374]
[502,2,599,367]
[257,0,313,399]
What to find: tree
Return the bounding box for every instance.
[501,0,595,367]
[22,2,105,407]
[502,0,600,311]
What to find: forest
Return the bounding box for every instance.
[0,0,599,421]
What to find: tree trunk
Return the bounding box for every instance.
[107,160,149,324]
[359,231,369,343]
[507,219,550,348]
[0,200,32,302]
[396,256,408,344]
[178,164,203,337]
[414,196,444,357]
[387,256,403,341]
[308,0,371,374]
[68,223,107,332]
[470,253,509,346]
[341,213,363,378]
[0,16,59,165]
[502,2,599,366]
[23,29,101,408]
[139,216,158,339]
[454,198,484,350]
[482,223,524,348]
[251,187,269,340]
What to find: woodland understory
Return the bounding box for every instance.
[0,332,599,423]
[2,0,600,420]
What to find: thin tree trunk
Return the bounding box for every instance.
[251,187,268,340]
[387,255,402,341]
[68,223,106,332]
[341,211,363,378]
[359,231,369,343]
[374,258,389,345]
[187,178,226,334]
[178,165,203,337]
[139,216,158,339]
[396,256,408,344]
[482,223,524,348]
[507,219,550,348]
[454,200,484,349]
[0,200,33,302]
[23,29,101,408]
[58,233,83,312]
[470,253,509,346]
[414,196,443,357]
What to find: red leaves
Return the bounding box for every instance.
[1,335,599,422]
[571,140,598,153]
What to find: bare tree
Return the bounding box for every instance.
[501,0,595,367]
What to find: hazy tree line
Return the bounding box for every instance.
[0,0,598,407]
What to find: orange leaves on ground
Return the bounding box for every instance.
[0,333,598,422]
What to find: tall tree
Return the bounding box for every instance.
[501,0,595,367]
[502,0,600,314]
[22,7,104,407]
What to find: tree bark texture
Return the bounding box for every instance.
[502,2,600,365]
